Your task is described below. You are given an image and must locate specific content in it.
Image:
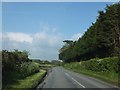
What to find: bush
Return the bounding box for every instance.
[20,62,40,77]
[2,50,41,87]
[81,57,119,73]
[64,57,119,73]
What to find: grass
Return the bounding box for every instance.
[39,64,54,67]
[4,70,46,89]
[3,61,54,89]
[3,61,41,85]
[39,64,54,71]
[65,67,119,86]
[63,57,119,87]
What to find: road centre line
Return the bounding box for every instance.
[65,73,85,88]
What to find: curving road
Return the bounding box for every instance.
[37,67,119,89]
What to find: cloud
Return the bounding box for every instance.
[2,27,64,60]
[2,32,33,44]
[71,33,83,41]
[1,21,83,60]
[34,32,61,47]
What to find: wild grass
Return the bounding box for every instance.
[2,61,47,89]
[3,70,46,89]
[64,57,119,86]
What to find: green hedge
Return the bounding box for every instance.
[81,57,119,73]
[20,62,40,78]
[64,57,119,86]
[64,57,119,73]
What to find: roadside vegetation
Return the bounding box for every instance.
[59,3,120,86]
[59,3,120,62]
[64,57,119,86]
[1,50,52,89]
[9,70,46,89]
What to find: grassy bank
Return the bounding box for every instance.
[3,61,53,89]
[3,61,41,87]
[3,70,46,89]
[2,50,54,89]
[64,57,119,86]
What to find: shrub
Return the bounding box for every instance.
[81,57,119,73]
[65,57,119,73]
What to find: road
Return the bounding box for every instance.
[37,67,119,89]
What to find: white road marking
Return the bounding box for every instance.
[65,73,70,77]
[65,73,85,88]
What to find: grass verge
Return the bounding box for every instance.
[4,70,46,89]
[64,66,119,87]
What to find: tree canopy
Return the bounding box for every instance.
[59,3,120,62]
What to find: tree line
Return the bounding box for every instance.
[59,3,120,62]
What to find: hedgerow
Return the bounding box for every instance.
[81,57,119,73]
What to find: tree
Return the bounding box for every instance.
[59,3,120,62]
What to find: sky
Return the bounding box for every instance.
[1,0,119,2]
[2,2,114,60]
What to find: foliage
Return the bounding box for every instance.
[64,57,119,85]
[59,3,120,62]
[3,70,46,89]
[20,62,40,78]
[2,50,40,87]
[51,60,63,66]
[2,50,29,73]
[81,57,119,73]
[64,57,119,73]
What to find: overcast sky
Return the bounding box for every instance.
[2,2,114,60]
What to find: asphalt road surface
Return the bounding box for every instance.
[37,67,119,89]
